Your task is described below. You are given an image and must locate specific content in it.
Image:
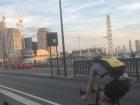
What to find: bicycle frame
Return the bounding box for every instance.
[80,87,120,105]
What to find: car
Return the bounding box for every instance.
[22,63,34,68]
[19,63,34,68]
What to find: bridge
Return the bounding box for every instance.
[0,58,139,105]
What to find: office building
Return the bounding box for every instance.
[37,28,51,49]
[32,42,38,55]
[6,28,22,52]
[122,45,126,53]
[0,16,6,57]
[24,37,32,50]
[135,40,140,51]
[37,28,58,57]
[129,40,132,52]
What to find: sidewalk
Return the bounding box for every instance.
[0,67,139,87]
[0,67,79,80]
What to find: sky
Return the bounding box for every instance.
[0,0,140,52]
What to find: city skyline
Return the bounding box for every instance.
[0,0,140,52]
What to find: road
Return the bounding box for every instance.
[0,74,139,105]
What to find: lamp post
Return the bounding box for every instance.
[59,0,67,76]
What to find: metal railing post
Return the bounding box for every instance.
[135,59,140,83]
[73,61,76,78]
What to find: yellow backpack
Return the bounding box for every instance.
[98,57,125,76]
[101,57,125,68]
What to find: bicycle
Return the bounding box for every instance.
[80,86,120,105]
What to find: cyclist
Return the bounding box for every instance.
[81,56,130,105]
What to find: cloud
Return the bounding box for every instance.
[118,2,140,10]
[0,0,140,52]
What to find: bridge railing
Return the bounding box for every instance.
[122,58,140,82]
[73,58,140,83]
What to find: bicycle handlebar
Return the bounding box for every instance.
[80,87,120,105]
[80,87,103,96]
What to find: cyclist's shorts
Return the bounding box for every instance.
[104,79,130,100]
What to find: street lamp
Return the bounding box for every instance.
[59,0,67,76]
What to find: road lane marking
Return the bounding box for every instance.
[0,88,41,105]
[0,85,61,105]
